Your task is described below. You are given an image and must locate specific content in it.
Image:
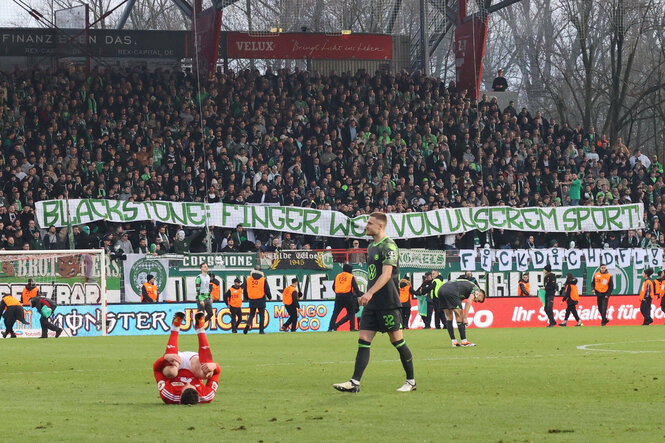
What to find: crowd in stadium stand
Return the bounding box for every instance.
[0,66,662,254]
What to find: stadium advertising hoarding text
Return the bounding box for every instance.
[36,199,644,237]
[0,28,189,58]
[11,296,662,337]
[226,32,392,60]
[12,302,334,337]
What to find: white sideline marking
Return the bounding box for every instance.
[576,339,665,354]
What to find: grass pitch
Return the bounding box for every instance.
[2,325,664,442]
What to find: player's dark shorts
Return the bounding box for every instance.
[438,290,463,310]
[359,308,402,332]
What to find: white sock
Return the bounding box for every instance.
[196,328,205,334]
[350,378,360,385]
[407,379,415,385]
[171,325,179,332]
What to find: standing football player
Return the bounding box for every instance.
[333,212,416,393]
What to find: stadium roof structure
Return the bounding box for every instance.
[116,0,240,29]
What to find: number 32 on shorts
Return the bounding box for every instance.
[383,314,395,327]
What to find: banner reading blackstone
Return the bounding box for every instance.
[36,200,644,238]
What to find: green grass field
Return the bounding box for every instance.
[2,325,664,442]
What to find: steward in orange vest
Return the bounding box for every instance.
[281,278,301,332]
[656,270,665,322]
[328,263,361,332]
[399,277,416,329]
[22,279,39,306]
[592,264,614,326]
[518,274,530,297]
[0,294,28,338]
[639,268,655,325]
[141,275,159,303]
[242,269,272,334]
[560,273,582,327]
[210,273,221,301]
[223,277,244,333]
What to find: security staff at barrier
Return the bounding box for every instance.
[592,264,614,326]
[141,274,159,303]
[243,268,272,334]
[223,278,244,333]
[328,264,362,331]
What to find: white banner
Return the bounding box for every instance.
[35,199,644,238]
[122,254,170,302]
[460,248,663,271]
[398,249,447,269]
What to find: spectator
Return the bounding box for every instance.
[221,238,238,252]
[116,232,134,255]
[0,66,654,251]
[492,69,508,92]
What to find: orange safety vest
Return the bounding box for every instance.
[399,284,411,303]
[2,294,21,307]
[228,286,243,308]
[334,272,353,294]
[593,272,610,293]
[142,282,158,302]
[211,281,221,301]
[639,279,654,301]
[566,283,579,301]
[22,287,38,306]
[518,281,530,297]
[246,276,266,300]
[283,285,298,305]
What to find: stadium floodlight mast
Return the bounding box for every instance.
[0,249,108,337]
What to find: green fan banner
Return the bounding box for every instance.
[36,199,644,238]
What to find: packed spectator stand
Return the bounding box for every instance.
[0,67,661,255]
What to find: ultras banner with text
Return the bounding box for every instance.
[36,199,644,237]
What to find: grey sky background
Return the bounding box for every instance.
[1,2,42,27]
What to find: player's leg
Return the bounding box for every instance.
[204,299,213,322]
[334,311,377,392]
[388,322,416,392]
[194,312,213,362]
[443,308,456,340]
[454,309,475,346]
[165,311,185,354]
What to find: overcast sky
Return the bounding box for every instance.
[1,2,44,27]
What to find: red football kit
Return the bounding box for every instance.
[153,357,220,404]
